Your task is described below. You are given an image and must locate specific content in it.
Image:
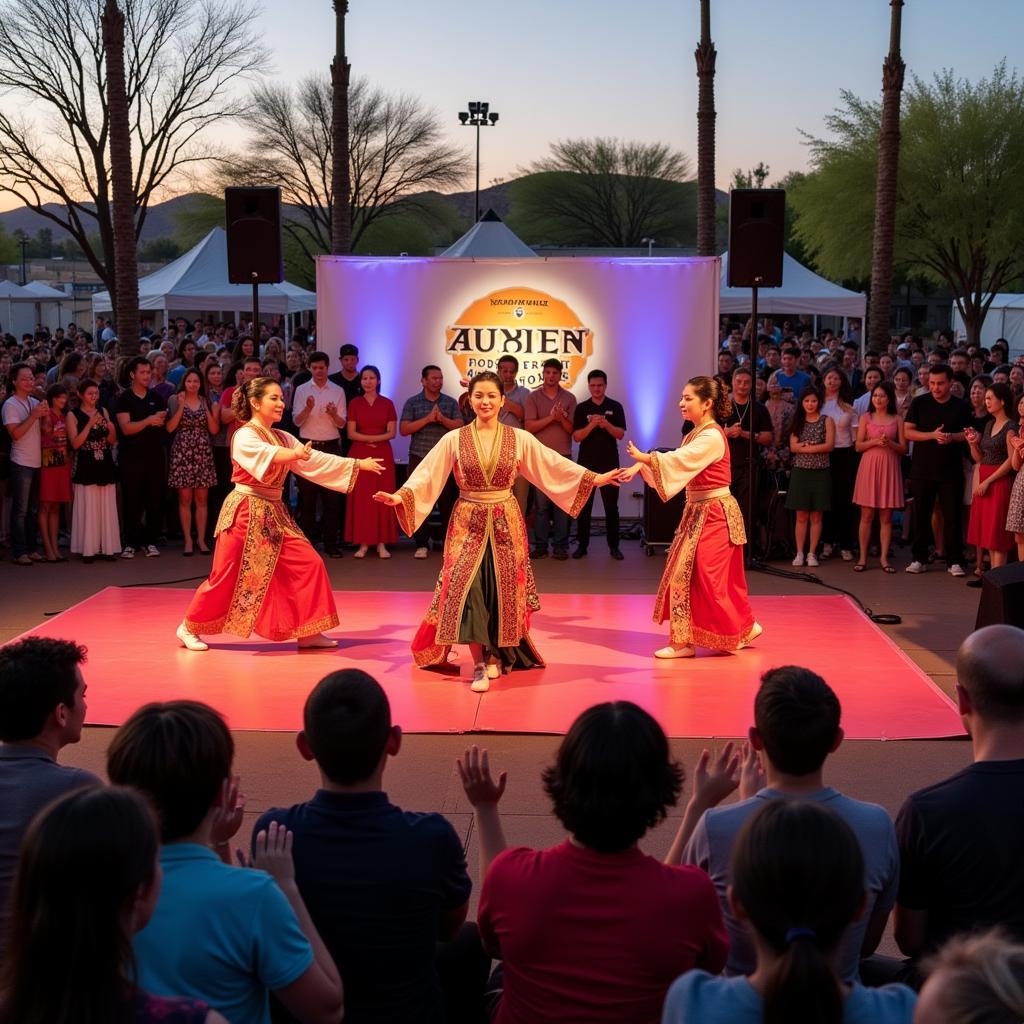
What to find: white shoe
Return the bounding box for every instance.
[792,552,805,566]
[840,549,854,562]
[470,663,490,692]
[654,645,695,659]
[145,544,160,557]
[298,633,339,649]
[486,663,501,679]
[120,546,136,560]
[353,545,368,559]
[414,546,429,559]
[176,622,208,652]
[806,553,819,567]
[377,544,391,559]
[948,563,966,578]
[905,561,926,574]
[737,622,764,651]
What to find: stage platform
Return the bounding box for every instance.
[16,586,962,740]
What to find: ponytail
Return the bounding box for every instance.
[687,374,733,423]
[231,375,278,422]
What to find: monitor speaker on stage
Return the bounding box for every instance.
[975,562,1024,630]
[225,186,284,284]
[727,189,785,288]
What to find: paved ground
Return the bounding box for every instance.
[1,537,978,940]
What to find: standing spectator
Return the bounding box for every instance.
[107,701,344,1024]
[67,378,119,561]
[293,352,348,557]
[903,365,972,576]
[166,369,218,557]
[346,365,397,558]
[399,365,462,559]
[218,355,262,439]
[1007,395,1024,563]
[665,802,915,1024]
[572,369,627,560]
[894,625,1024,961]
[2,362,46,564]
[0,637,99,951]
[853,367,884,417]
[821,366,860,560]
[497,355,531,514]
[893,366,914,419]
[204,360,231,532]
[852,381,907,573]
[786,387,835,567]
[149,351,175,402]
[721,365,772,545]
[115,356,168,559]
[524,358,577,559]
[774,347,810,405]
[0,786,225,1023]
[328,343,363,418]
[37,382,72,562]
[763,371,793,465]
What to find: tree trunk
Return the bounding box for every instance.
[102,0,140,357]
[695,0,717,257]
[330,0,352,254]
[868,0,905,352]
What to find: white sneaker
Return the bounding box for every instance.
[792,552,805,567]
[120,546,135,559]
[145,545,160,557]
[176,622,208,652]
[806,553,820,567]
[470,663,490,693]
[948,563,967,578]
[655,645,696,659]
[905,561,926,574]
[414,547,429,559]
[840,549,854,561]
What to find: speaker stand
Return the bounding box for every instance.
[251,274,259,342]
[745,282,759,570]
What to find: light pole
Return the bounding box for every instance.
[18,235,28,285]
[458,101,499,223]
[641,237,655,257]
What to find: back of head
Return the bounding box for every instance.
[542,701,682,852]
[303,670,392,784]
[754,666,841,775]
[0,637,85,743]
[0,785,158,1024]
[731,800,864,1024]
[106,700,233,841]
[957,625,1024,725]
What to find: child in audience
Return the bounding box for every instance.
[0,785,225,1024]
[662,800,916,1024]
[787,386,835,566]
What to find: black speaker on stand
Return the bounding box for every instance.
[975,562,1024,630]
[225,186,284,338]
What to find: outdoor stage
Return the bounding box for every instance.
[19,586,962,740]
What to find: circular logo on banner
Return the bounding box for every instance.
[445,286,594,388]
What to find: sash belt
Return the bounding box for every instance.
[685,486,732,503]
[459,489,513,504]
[234,482,284,501]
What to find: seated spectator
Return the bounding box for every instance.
[915,930,1024,1024]
[894,625,1024,960]
[663,801,916,1024]
[106,700,343,1024]
[0,637,99,950]
[680,666,898,982]
[0,785,225,1023]
[464,701,728,1023]
[254,669,482,1023]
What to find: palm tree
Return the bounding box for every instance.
[695,0,717,256]
[101,0,140,356]
[868,0,905,352]
[331,0,352,253]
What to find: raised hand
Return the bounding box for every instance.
[690,742,741,809]
[457,745,507,807]
[625,440,652,465]
[738,741,767,800]
[373,490,401,506]
[251,821,295,886]
[210,775,246,846]
[360,457,386,475]
[305,395,316,411]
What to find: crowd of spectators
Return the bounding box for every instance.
[2,624,1024,1022]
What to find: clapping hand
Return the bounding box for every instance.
[738,742,767,800]
[457,745,507,808]
[33,399,49,417]
[964,427,980,445]
[305,395,316,411]
[210,775,246,848]
[689,742,741,811]
[245,822,295,886]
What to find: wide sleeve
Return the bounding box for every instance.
[290,436,360,493]
[231,426,283,482]
[641,429,725,501]
[516,429,596,518]
[394,430,458,536]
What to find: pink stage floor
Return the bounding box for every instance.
[16,587,962,739]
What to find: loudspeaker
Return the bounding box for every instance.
[642,449,686,553]
[225,186,283,284]
[975,562,1024,630]
[727,189,785,288]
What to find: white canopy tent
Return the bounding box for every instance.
[91,227,317,337]
[0,280,41,338]
[20,280,68,332]
[439,209,537,258]
[951,295,1024,356]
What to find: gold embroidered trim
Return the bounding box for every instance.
[396,486,417,537]
[721,493,748,546]
[569,470,597,519]
[347,463,360,494]
[649,450,669,502]
[653,500,708,645]
[222,497,285,637]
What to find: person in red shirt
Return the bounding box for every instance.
[460,702,731,1024]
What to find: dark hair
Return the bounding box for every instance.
[820,362,854,406]
[303,670,392,784]
[77,377,100,398]
[893,366,913,383]
[0,786,158,1024]
[44,382,68,404]
[468,370,503,395]
[988,382,1016,420]
[359,364,381,385]
[421,364,442,378]
[731,365,754,382]
[732,801,865,1024]
[0,638,86,742]
[231,375,279,422]
[106,700,234,841]
[176,337,195,361]
[869,380,897,416]
[308,351,330,368]
[542,702,682,852]
[242,355,263,370]
[789,385,823,438]
[754,666,841,775]
[687,374,732,422]
[339,343,359,358]
[782,346,801,358]
[542,357,563,372]
[57,351,83,378]
[8,361,32,386]
[125,355,149,380]
[957,625,1024,723]
[587,369,608,383]
[928,363,953,381]
[497,354,519,371]
[175,367,206,398]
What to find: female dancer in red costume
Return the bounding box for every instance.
[175,377,384,651]
[620,375,762,659]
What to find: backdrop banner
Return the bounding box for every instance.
[316,256,719,459]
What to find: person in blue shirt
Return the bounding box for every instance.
[773,347,811,406]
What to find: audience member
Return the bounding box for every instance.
[37,382,72,561]
[496,355,531,513]
[774,347,810,405]
[328,343,363,417]
[721,365,772,543]
[2,362,46,564]
[786,387,835,566]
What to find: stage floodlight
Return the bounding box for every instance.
[489,112,499,124]
[479,102,489,117]
[468,101,480,115]
[459,111,469,124]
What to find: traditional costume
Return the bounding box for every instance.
[183,422,360,641]
[641,422,757,650]
[395,423,596,669]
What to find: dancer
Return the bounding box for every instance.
[176,377,384,652]
[620,375,761,659]
[373,370,622,692]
